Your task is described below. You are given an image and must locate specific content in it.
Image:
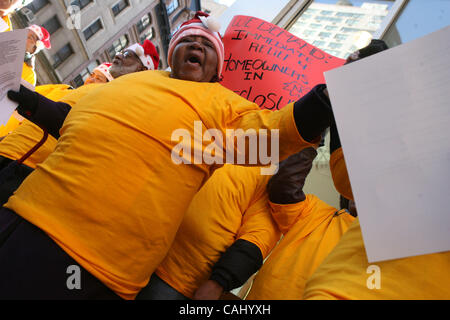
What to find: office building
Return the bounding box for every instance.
[12,0,192,86]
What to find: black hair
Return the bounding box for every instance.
[358,39,389,59]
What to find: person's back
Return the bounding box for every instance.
[246,194,354,300]
[244,148,354,299]
[153,164,280,299]
[302,217,450,300]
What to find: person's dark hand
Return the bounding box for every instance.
[7,85,39,118]
[193,280,224,300]
[267,147,317,204]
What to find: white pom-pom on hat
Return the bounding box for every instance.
[199,15,221,33]
[36,40,45,51]
[135,45,144,57]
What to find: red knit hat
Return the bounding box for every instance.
[94,63,114,82]
[126,40,159,70]
[27,24,51,51]
[168,11,224,77]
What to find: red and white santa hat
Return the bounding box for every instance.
[168,11,224,78]
[126,40,159,70]
[94,63,114,82]
[27,24,51,51]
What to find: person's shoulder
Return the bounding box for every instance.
[304,194,336,211]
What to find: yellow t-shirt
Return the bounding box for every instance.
[0,114,22,138]
[1,15,12,32]
[0,84,73,168]
[329,147,353,200]
[5,70,313,300]
[246,195,355,300]
[305,147,450,299]
[22,62,36,86]
[302,218,450,300]
[156,164,280,298]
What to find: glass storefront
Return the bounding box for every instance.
[288,0,396,59]
[288,0,449,56]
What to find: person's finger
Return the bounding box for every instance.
[7,90,22,103]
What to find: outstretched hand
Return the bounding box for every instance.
[193,280,224,300]
[267,147,317,204]
[7,85,39,118]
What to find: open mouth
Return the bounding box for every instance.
[186,54,202,67]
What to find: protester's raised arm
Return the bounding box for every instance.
[8,85,71,139]
[293,84,332,143]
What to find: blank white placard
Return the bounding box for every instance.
[324,26,450,262]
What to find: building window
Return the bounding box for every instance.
[83,19,103,41]
[315,16,342,24]
[42,15,61,35]
[336,12,354,18]
[319,31,331,38]
[328,42,342,49]
[108,34,129,59]
[325,25,338,31]
[346,19,360,26]
[166,0,179,15]
[288,0,394,59]
[73,61,99,87]
[324,49,341,57]
[72,75,84,88]
[312,40,326,47]
[70,0,93,10]
[302,29,316,37]
[53,43,74,68]
[340,27,361,33]
[334,33,348,41]
[26,0,49,13]
[136,13,152,34]
[140,28,154,43]
[112,0,130,17]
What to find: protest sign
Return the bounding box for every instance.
[0,29,27,125]
[221,15,345,110]
[325,26,450,262]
